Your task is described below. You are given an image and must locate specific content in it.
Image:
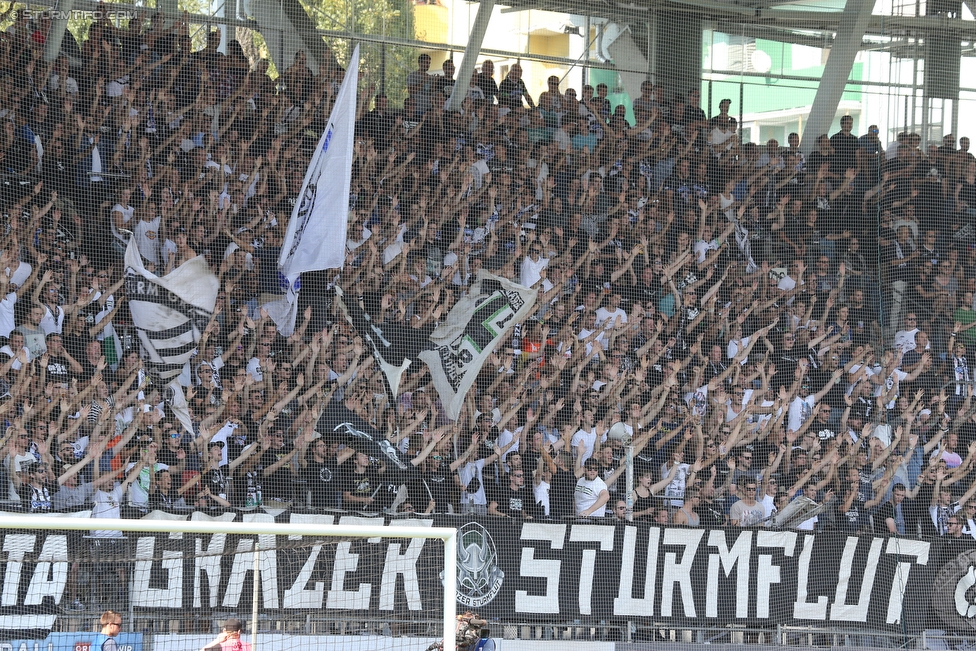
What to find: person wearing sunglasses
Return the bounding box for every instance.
[488,464,539,519]
[93,610,124,651]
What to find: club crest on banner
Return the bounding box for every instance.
[453,522,504,608]
[932,548,976,630]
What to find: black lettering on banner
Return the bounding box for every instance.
[286,183,319,261]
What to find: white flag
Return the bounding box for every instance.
[278,45,359,277]
[125,239,219,382]
[418,271,538,420]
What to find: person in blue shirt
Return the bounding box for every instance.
[92,610,123,651]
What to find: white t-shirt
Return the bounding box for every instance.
[0,292,16,337]
[893,328,919,353]
[111,203,135,242]
[571,427,604,465]
[575,475,609,517]
[788,395,816,433]
[577,328,608,356]
[727,335,751,365]
[458,458,490,506]
[133,216,162,265]
[246,357,264,382]
[0,344,29,370]
[91,484,127,537]
[496,427,521,464]
[470,159,491,190]
[693,238,720,264]
[777,274,799,300]
[520,255,549,288]
[661,462,690,506]
[595,306,627,329]
[39,304,64,335]
[534,479,550,517]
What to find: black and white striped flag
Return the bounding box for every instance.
[124,239,219,383]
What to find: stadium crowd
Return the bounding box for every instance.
[1,7,976,563]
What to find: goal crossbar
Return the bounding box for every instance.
[0,515,458,651]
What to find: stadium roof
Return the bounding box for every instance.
[492,0,976,56]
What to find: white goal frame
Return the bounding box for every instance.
[0,515,457,651]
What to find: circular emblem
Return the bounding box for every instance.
[453,522,504,608]
[933,549,976,630]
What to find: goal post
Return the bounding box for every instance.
[0,515,457,651]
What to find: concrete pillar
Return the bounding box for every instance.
[654,10,701,98]
[799,0,873,155]
[250,0,334,75]
[447,0,496,112]
[156,0,180,28]
[42,0,75,62]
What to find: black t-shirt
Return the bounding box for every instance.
[699,498,727,527]
[489,483,538,518]
[886,241,915,282]
[474,74,498,103]
[258,444,295,501]
[45,354,72,382]
[62,332,91,363]
[340,466,401,512]
[809,367,846,409]
[206,465,230,501]
[548,468,577,518]
[225,424,252,462]
[498,77,530,109]
[303,457,341,509]
[830,132,858,175]
[771,347,801,388]
[839,497,869,533]
[807,150,832,176]
[340,466,378,509]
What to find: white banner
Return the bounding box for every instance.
[418,271,537,420]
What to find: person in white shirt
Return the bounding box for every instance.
[575,458,610,517]
[893,313,920,352]
[594,291,627,330]
[520,243,548,288]
[0,331,31,371]
[456,433,516,514]
[571,409,606,465]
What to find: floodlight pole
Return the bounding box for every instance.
[42,0,74,62]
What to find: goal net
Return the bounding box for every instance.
[0,515,457,651]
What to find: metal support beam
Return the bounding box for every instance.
[42,0,74,62]
[156,0,180,29]
[447,0,496,113]
[799,0,873,155]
